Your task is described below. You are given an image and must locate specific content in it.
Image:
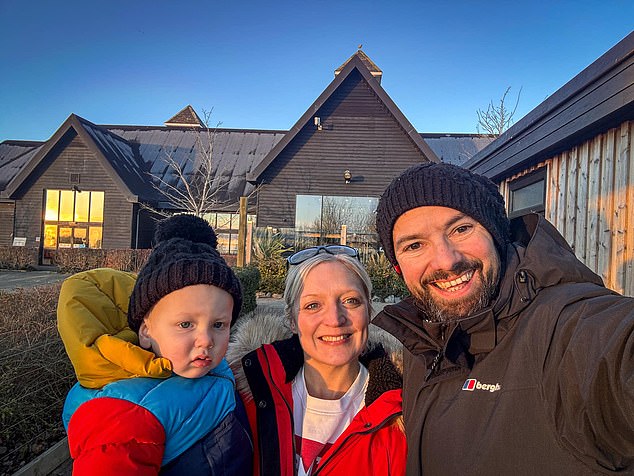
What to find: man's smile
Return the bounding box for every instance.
[430,270,474,292]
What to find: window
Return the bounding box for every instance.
[508,169,546,219]
[295,194,379,248]
[43,189,105,251]
[200,212,255,254]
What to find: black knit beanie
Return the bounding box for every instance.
[376,162,511,266]
[128,214,243,332]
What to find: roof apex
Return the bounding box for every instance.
[165,105,204,127]
[335,49,382,82]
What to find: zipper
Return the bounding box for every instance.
[425,350,444,381]
[312,411,402,476]
[425,322,449,381]
[255,348,297,476]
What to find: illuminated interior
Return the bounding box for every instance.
[43,189,104,250]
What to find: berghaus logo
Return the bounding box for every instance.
[462,378,501,393]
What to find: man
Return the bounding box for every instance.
[372,162,634,475]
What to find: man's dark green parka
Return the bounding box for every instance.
[373,214,634,475]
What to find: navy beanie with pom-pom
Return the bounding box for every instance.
[128,214,242,332]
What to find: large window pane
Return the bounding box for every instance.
[217,214,231,230]
[75,192,90,222]
[89,226,102,249]
[59,227,72,248]
[295,195,322,231]
[59,191,74,222]
[324,196,378,235]
[73,228,87,248]
[89,191,104,222]
[45,190,60,221]
[43,225,57,249]
[216,233,230,254]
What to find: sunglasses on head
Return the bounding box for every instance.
[286,245,359,267]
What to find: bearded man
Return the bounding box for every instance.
[372,162,634,475]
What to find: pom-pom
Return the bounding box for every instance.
[154,214,218,248]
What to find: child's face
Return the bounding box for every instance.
[139,284,233,378]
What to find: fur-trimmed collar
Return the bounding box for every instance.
[226,308,403,406]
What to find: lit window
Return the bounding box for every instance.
[43,189,105,250]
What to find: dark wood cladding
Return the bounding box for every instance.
[134,205,163,248]
[257,69,428,228]
[0,202,15,245]
[13,131,135,249]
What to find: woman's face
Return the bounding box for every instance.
[294,260,370,377]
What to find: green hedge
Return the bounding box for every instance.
[234,265,260,315]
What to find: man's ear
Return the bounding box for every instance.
[138,321,152,349]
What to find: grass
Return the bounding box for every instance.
[0,284,75,476]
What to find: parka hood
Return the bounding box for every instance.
[508,213,604,291]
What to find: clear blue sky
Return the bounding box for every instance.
[1,0,632,142]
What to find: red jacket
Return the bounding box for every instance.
[238,334,406,476]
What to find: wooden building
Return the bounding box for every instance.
[0,50,493,264]
[466,32,634,296]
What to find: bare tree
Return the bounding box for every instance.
[149,109,253,217]
[477,86,522,136]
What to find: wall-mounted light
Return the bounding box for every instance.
[314,116,322,131]
[72,184,82,193]
[343,170,352,184]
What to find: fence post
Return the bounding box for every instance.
[340,224,347,245]
[237,196,247,267]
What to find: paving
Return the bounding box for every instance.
[0,269,71,290]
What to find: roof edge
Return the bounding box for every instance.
[247,54,438,182]
[465,31,634,172]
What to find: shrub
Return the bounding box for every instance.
[252,230,289,294]
[362,250,410,300]
[54,249,153,273]
[0,246,39,270]
[234,265,260,315]
[102,249,152,272]
[0,284,75,474]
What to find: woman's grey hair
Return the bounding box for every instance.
[283,253,373,326]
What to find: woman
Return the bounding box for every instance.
[228,245,405,476]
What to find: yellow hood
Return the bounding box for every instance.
[57,268,172,389]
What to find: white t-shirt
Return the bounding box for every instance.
[292,365,369,476]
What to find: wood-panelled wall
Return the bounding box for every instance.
[257,69,428,228]
[13,131,135,251]
[0,202,15,246]
[500,120,633,296]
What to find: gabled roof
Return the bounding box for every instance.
[2,114,154,201]
[465,31,634,180]
[0,112,286,209]
[107,125,286,210]
[0,140,43,191]
[164,105,204,127]
[247,53,439,182]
